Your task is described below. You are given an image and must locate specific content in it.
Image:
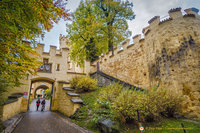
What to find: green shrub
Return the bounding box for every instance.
[92,100,114,124]
[98,82,124,102]
[96,83,183,123]
[143,88,183,122]
[159,89,183,117]
[69,76,97,93]
[44,88,51,100]
[112,89,147,123]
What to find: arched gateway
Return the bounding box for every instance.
[28,77,55,111]
[1,36,90,121]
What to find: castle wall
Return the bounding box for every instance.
[92,37,149,89]
[91,8,200,118]
[145,8,200,118]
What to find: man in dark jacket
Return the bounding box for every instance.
[41,99,46,111]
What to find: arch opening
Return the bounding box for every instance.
[28,77,55,112]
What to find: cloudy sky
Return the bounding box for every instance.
[40,0,200,51]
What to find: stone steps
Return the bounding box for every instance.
[66,92,80,97]
[62,87,83,105]
[71,98,83,104]
[62,88,74,91]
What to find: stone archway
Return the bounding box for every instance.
[28,77,55,111]
[34,85,49,99]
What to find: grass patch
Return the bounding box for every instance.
[121,118,200,133]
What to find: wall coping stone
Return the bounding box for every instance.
[67,92,80,97]
[57,81,70,84]
[67,72,86,75]
[127,44,134,49]
[117,49,123,54]
[3,99,18,105]
[148,16,160,24]
[159,18,173,25]
[168,7,181,13]
[71,98,83,104]
[63,88,74,91]
[183,14,196,18]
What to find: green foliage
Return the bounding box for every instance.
[92,100,114,124]
[70,91,100,132]
[112,89,145,122]
[67,0,135,66]
[44,89,51,100]
[69,76,97,93]
[0,0,70,94]
[96,83,183,123]
[71,106,89,120]
[92,83,124,123]
[94,0,135,52]
[97,82,124,102]
[69,88,197,133]
[67,0,108,65]
[122,118,200,133]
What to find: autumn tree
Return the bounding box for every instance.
[95,0,135,53]
[67,0,135,65]
[67,0,108,65]
[0,0,69,99]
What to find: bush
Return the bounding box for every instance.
[96,83,183,123]
[92,100,114,124]
[69,76,97,93]
[98,82,124,102]
[45,89,51,100]
[112,89,147,123]
[144,88,183,121]
[159,89,183,117]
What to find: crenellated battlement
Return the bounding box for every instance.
[36,45,68,57]
[91,7,200,68]
[36,36,70,58]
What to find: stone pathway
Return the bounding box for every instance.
[12,100,91,133]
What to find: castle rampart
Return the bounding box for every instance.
[91,7,200,118]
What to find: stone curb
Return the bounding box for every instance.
[1,113,24,133]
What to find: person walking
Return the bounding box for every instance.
[41,99,46,111]
[36,98,40,111]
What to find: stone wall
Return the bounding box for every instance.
[2,97,25,121]
[52,82,82,116]
[90,71,140,90]
[91,8,200,119]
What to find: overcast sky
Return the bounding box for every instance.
[39,0,200,51]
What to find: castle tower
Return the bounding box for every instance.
[59,34,70,49]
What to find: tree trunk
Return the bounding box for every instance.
[107,25,114,55]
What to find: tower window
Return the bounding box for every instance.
[56,64,60,71]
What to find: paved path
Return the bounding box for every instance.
[12,99,90,133]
